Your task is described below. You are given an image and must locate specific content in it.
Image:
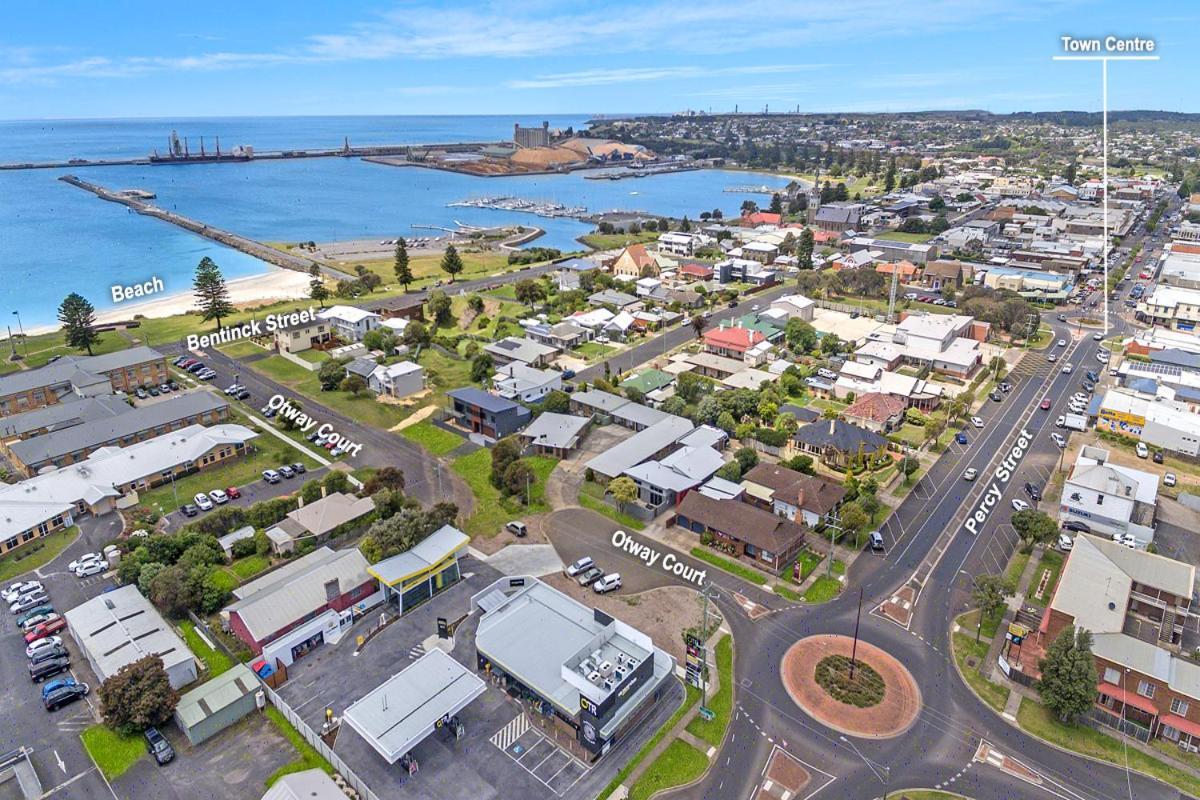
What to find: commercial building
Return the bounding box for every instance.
[1058,446,1158,543]
[5,391,230,476]
[472,576,675,761]
[224,546,381,657]
[1137,285,1200,332]
[366,525,469,615]
[174,663,261,745]
[446,387,531,441]
[64,584,198,689]
[513,121,550,148]
[982,265,1073,300]
[0,346,167,416]
[1096,388,1200,457]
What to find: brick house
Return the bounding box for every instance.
[674,490,809,575]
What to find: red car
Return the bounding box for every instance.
[1040,398,1051,410]
[24,616,67,643]
[226,486,242,500]
[1138,271,1152,279]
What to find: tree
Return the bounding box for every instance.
[98,655,180,734]
[148,565,195,617]
[394,237,414,291]
[362,328,397,353]
[838,502,870,545]
[1012,509,1057,552]
[470,352,494,383]
[467,294,485,315]
[1179,179,1192,200]
[884,158,896,192]
[309,264,330,307]
[784,454,816,475]
[359,503,459,562]
[1037,626,1098,723]
[900,455,920,484]
[427,290,453,326]
[57,293,100,355]
[769,193,783,215]
[676,371,713,404]
[734,447,759,474]
[820,333,843,355]
[362,466,406,495]
[440,244,464,283]
[317,359,348,390]
[502,459,536,502]
[403,320,430,348]
[679,216,691,232]
[193,256,235,330]
[490,436,523,489]
[542,390,570,413]
[971,574,1014,641]
[514,279,545,309]
[340,374,367,396]
[795,227,815,272]
[1064,161,1078,186]
[691,315,706,338]
[785,318,817,353]
[715,461,742,482]
[924,416,946,447]
[928,193,946,212]
[607,476,638,512]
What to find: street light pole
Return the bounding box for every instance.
[11,311,27,357]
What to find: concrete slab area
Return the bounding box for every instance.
[485,544,564,577]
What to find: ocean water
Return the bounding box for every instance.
[0,116,789,326]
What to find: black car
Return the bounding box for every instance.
[29,655,71,683]
[43,682,88,711]
[144,727,175,765]
[186,362,206,373]
[998,382,1013,393]
[1086,371,1099,382]
[1024,482,1042,502]
[989,391,1002,402]
[1083,382,1095,393]
[1063,520,1092,533]
[1153,450,1165,464]
[29,644,68,666]
[180,504,199,517]
[290,463,307,474]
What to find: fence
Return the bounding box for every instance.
[1089,705,1152,743]
[259,682,383,800]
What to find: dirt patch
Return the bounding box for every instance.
[781,634,921,739]
[766,749,811,793]
[470,512,553,556]
[543,574,704,664]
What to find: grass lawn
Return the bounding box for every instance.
[803,575,843,603]
[1004,549,1032,587]
[1031,549,1065,606]
[597,684,701,800]
[1018,698,1200,797]
[178,619,234,679]
[576,341,617,361]
[890,423,927,448]
[808,397,846,413]
[209,569,240,594]
[264,706,335,787]
[248,355,414,430]
[218,339,270,360]
[578,482,646,531]
[794,549,822,581]
[579,230,660,251]
[417,346,477,407]
[19,330,129,369]
[230,554,271,580]
[138,434,309,513]
[0,526,78,583]
[628,740,708,800]
[81,725,144,781]
[876,231,936,243]
[686,635,733,747]
[689,547,768,586]
[774,584,803,601]
[400,420,464,456]
[347,250,514,290]
[452,449,557,538]
[295,348,327,364]
[952,611,1009,713]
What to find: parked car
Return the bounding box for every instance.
[21,612,59,632]
[41,677,77,698]
[180,504,199,517]
[3,581,42,603]
[224,486,242,501]
[291,462,307,474]
[962,468,978,481]
[144,728,176,766]
[278,465,296,479]
[26,636,64,659]
[868,531,885,551]
[28,643,67,665]
[566,556,595,577]
[11,592,49,614]
[1165,472,1178,487]
[505,521,528,538]
[43,682,89,712]
[1051,433,1067,448]
[1057,533,1074,552]
[29,655,71,683]
[1055,416,1066,428]
[68,553,103,572]
[1136,442,1149,459]
[1063,520,1092,533]
[236,389,251,400]
[208,489,229,505]
[576,566,604,586]
[1024,482,1042,502]
[1011,499,1030,512]
[989,391,1003,402]
[134,387,148,400]
[186,362,206,373]
[970,416,984,428]
[224,384,243,395]
[74,560,107,578]
[25,617,67,643]
[1062,363,1073,374]
[194,493,214,511]
[593,573,622,594]
[1153,450,1164,464]
[172,356,190,366]
[262,469,281,484]
[1112,532,1138,549]
[15,604,54,627]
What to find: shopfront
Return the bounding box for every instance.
[368,525,469,615]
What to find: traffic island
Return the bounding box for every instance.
[781,634,921,739]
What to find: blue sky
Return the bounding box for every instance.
[2,1,1196,119]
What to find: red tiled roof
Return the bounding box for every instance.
[843,393,906,424]
[874,260,919,277]
[703,326,766,350]
[680,263,714,277]
[741,212,782,226]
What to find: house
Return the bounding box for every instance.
[361,295,426,322]
[318,305,382,342]
[519,413,590,457]
[65,584,198,689]
[1058,446,1158,543]
[225,546,380,657]
[275,315,333,354]
[484,336,558,368]
[526,321,591,350]
[668,289,704,308]
[265,492,377,555]
[715,258,776,286]
[344,357,378,384]
[874,260,921,284]
[678,262,714,282]
[622,445,725,514]
[0,346,168,416]
[619,369,674,396]
[658,232,707,256]
[740,211,782,227]
[570,389,634,420]
[491,363,562,403]
[446,387,531,441]
[0,394,130,444]
[793,418,890,469]
[703,323,767,361]
[4,391,230,476]
[217,526,256,558]
[842,393,907,433]
[262,770,347,800]
[585,415,694,482]
[675,491,809,574]
[921,259,973,291]
[740,463,846,527]
[368,361,424,399]
[741,241,780,264]
[634,276,662,298]
[683,352,749,380]
[588,289,640,310]
[612,244,674,279]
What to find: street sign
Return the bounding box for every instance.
[437,617,449,639]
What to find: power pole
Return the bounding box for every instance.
[848,586,864,680]
[887,261,900,323]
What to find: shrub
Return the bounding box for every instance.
[813,655,885,708]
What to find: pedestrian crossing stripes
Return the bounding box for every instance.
[408,643,426,660]
[490,713,530,751]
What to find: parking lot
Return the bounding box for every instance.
[272,554,680,800]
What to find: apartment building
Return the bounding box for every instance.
[0,346,167,416]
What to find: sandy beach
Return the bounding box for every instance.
[27,268,313,336]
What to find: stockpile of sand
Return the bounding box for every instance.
[510,145,587,167]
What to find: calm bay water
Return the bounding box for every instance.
[0,116,788,326]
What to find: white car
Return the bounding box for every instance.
[1011,499,1030,512]
[1112,532,1137,549]
[1062,363,1073,374]
[566,556,595,577]
[970,416,984,428]
[1057,339,1067,347]
[1051,433,1067,448]
[25,635,62,659]
[2,581,42,603]
[1055,416,1066,428]
[1136,442,1149,458]
[1164,472,1178,487]
[963,468,978,481]
[1096,352,1109,362]
[1048,354,1057,363]
[68,553,103,572]
[1093,332,1104,341]
[75,559,108,578]
[1058,533,1074,552]
[194,492,214,511]
[208,489,229,505]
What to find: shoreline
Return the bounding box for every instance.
[26,267,312,337]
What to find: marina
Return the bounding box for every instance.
[446,196,588,218]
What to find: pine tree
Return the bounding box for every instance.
[884,157,897,192]
[440,244,464,283]
[1037,626,1098,723]
[193,256,235,330]
[308,264,330,307]
[797,228,815,271]
[393,237,414,291]
[57,292,99,356]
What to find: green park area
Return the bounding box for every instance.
[452,449,557,537]
[0,527,77,583]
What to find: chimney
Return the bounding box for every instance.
[829,419,836,435]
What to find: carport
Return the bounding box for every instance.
[342,648,486,765]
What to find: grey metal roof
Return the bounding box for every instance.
[0,346,163,397]
[342,648,486,764]
[484,337,557,364]
[62,584,195,682]
[586,415,693,477]
[0,394,130,439]
[175,663,258,728]
[571,389,630,414]
[447,387,522,415]
[612,402,669,429]
[262,770,346,800]
[520,413,590,450]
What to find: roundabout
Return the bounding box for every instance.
[781,634,922,739]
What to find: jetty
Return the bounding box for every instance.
[724,184,779,194]
[446,196,587,219]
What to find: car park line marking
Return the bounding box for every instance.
[490,713,530,751]
[490,713,589,796]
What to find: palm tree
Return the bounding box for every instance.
[691,315,707,338]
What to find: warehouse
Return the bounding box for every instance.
[174,663,261,745]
